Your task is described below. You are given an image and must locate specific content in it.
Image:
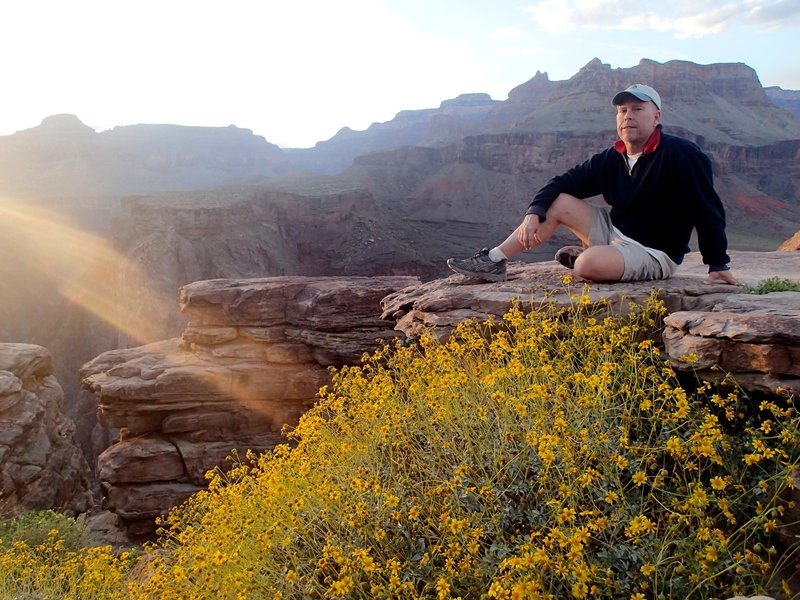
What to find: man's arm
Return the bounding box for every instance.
[678,142,733,270]
[526,150,612,220]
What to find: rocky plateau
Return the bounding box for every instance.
[2,58,800,537]
[71,249,800,535]
[79,276,416,535]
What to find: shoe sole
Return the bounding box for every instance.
[447,263,507,282]
[556,258,576,270]
[555,246,583,270]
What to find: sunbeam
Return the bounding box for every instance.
[0,195,173,346]
[1,195,302,428]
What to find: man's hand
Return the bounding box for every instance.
[517,214,542,250]
[705,269,739,285]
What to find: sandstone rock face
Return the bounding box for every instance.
[779,230,800,251]
[766,85,800,119]
[382,250,800,398]
[664,291,800,395]
[0,344,93,517]
[382,251,800,339]
[81,276,418,535]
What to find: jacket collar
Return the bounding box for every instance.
[614,124,662,155]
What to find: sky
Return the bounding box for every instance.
[2,0,799,148]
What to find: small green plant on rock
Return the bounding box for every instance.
[745,276,800,294]
[0,510,87,551]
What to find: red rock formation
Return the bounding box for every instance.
[382,251,800,397]
[779,231,800,251]
[664,291,800,395]
[80,275,418,536]
[0,344,93,517]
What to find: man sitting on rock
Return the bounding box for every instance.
[447,84,739,286]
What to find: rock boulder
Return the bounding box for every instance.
[664,291,800,394]
[381,251,800,397]
[0,344,93,517]
[81,276,418,535]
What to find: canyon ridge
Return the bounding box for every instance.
[1,57,799,491]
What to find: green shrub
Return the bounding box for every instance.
[745,276,800,294]
[139,289,800,600]
[3,288,799,599]
[0,510,87,551]
[0,510,137,599]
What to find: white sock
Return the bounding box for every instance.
[488,247,507,262]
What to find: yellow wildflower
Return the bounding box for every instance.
[710,476,727,491]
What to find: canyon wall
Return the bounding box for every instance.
[4,58,800,480]
[0,344,93,517]
[80,276,417,536]
[79,251,800,534]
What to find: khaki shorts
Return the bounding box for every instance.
[588,207,679,282]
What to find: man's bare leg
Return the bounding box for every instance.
[573,246,624,281]
[497,193,625,282]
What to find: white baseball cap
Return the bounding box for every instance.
[612,84,662,110]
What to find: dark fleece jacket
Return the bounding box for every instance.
[526,126,730,269]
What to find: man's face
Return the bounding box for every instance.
[616,99,661,151]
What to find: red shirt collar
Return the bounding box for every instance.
[614,125,662,155]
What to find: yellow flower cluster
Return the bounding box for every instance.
[3,288,799,599]
[0,528,136,599]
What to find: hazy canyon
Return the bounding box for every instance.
[2,57,800,487]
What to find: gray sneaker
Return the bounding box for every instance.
[555,246,583,269]
[447,248,507,282]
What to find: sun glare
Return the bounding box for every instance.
[1,195,308,428]
[0,195,171,346]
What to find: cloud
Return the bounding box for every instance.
[748,0,800,28]
[490,26,527,41]
[523,0,800,38]
[493,45,545,58]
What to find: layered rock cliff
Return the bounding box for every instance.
[766,86,800,119]
[80,276,417,535]
[285,92,502,174]
[381,250,800,397]
[664,291,800,395]
[5,58,800,476]
[0,344,93,517]
[289,59,800,173]
[0,115,291,200]
[79,250,800,535]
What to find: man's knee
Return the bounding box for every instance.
[573,246,625,282]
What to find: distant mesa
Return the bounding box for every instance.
[765,86,800,118]
[22,113,97,136]
[40,113,91,128]
[439,93,498,108]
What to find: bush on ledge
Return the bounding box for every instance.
[2,287,799,599]
[143,288,800,599]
